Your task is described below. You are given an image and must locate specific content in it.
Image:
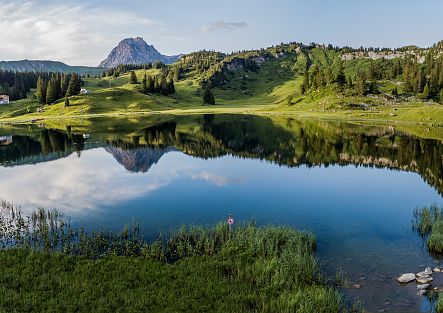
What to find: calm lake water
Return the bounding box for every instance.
[1,114,443,312]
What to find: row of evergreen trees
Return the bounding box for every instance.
[129,71,175,96]
[0,70,54,101]
[104,62,165,78]
[36,73,82,105]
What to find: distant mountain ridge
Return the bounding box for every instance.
[0,60,104,75]
[99,37,181,68]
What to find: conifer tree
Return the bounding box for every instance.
[64,95,70,107]
[129,71,138,84]
[354,72,367,96]
[202,87,215,105]
[160,75,168,95]
[422,84,430,99]
[60,75,69,98]
[369,79,378,94]
[167,79,175,94]
[336,64,346,87]
[141,73,148,94]
[67,73,81,96]
[46,78,58,104]
[300,70,309,94]
[147,76,155,93]
[36,76,47,104]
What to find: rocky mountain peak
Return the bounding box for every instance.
[98,37,181,68]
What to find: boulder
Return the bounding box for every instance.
[416,276,433,284]
[416,271,431,278]
[397,273,416,284]
[433,267,442,273]
[424,267,433,275]
[417,284,430,290]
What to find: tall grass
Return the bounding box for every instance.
[0,201,352,312]
[413,205,443,254]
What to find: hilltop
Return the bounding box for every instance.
[99,37,181,68]
[0,60,103,75]
[1,40,443,126]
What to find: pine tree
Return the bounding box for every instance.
[336,64,346,87]
[60,75,69,97]
[300,70,309,94]
[369,79,378,94]
[141,73,148,94]
[147,76,155,93]
[202,87,215,105]
[154,76,159,92]
[167,79,175,94]
[67,73,81,96]
[391,86,398,97]
[354,72,367,96]
[159,75,168,95]
[46,78,58,104]
[440,90,443,104]
[35,76,47,104]
[64,95,70,107]
[422,84,430,99]
[129,71,138,84]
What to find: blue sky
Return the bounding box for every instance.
[0,0,442,66]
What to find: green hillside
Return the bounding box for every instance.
[1,41,443,125]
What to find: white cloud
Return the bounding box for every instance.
[201,21,247,33]
[0,0,165,66]
[0,148,173,216]
[0,149,245,217]
[192,171,244,186]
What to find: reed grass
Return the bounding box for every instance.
[413,205,443,254]
[0,201,353,312]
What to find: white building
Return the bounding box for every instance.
[0,95,10,104]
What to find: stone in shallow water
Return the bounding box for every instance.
[417,284,430,290]
[397,273,416,283]
[416,271,431,278]
[424,267,433,275]
[417,290,427,296]
[434,267,442,273]
[416,276,433,284]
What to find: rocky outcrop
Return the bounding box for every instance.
[341,50,426,63]
[99,37,181,68]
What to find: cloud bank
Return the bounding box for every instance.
[0,0,163,66]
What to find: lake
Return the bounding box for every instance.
[1,114,443,312]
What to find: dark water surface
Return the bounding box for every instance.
[1,114,443,312]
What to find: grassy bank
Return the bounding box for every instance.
[0,204,347,313]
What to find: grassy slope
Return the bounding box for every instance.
[1,50,443,126]
[0,223,344,313]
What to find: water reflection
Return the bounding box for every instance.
[1,115,443,312]
[1,115,442,194]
